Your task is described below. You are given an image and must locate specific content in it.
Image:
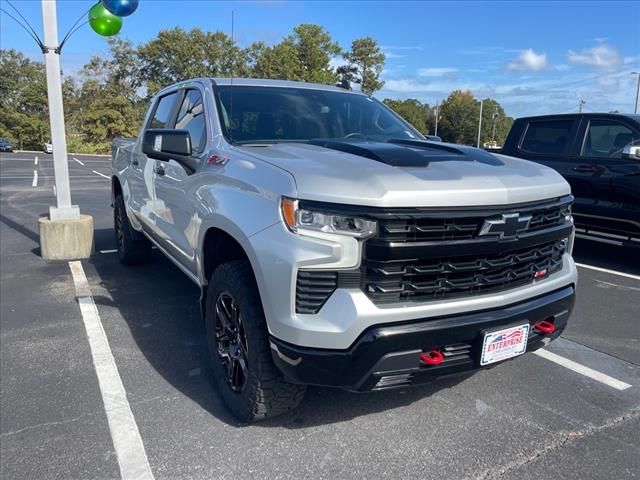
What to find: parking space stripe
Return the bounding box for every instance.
[74,157,85,166]
[32,170,38,187]
[576,263,640,281]
[34,156,38,165]
[92,170,110,179]
[99,249,118,254]
[69,261,155,480]
[534,348,632,391]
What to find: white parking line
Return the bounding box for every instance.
[534,348,632,391]
[74,157,85,166]
[34,156,38,165]
[99,249,118,254]
[576,263,640,281]
[92,170,110,179]
[69,261,155,480]
[32,170,38,187]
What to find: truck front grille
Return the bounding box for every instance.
[295,196,573,309]
[362,239,566,304]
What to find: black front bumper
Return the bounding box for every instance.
[270,285,575,392]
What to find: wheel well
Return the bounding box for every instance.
[202,228,249,282]
[111,176,122,206]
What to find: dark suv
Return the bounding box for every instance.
[0,138,13,152]
[501,113,640,247]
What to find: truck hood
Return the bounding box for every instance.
[234,140,570,207]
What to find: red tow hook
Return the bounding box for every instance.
[420,349,444,366]
[533,320,556,334]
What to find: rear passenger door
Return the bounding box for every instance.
[152,87,208,276]
[517,117,581,181]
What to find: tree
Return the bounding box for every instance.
[478,99,513,146]
[383,99,431,133]
[0,49,49,149]
[341,37,385,94]
[438,90,480,145]
[285,24,341,84]
[250,41,302,80]
[138,27,246,94]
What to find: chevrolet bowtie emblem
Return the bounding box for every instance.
[479,213,532,239]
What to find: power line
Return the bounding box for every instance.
[5,0,43,48]
[0,7,44,51]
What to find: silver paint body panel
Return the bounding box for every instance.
[112,78,577,349]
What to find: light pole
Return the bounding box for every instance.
[477,99,483,148]
[41,0,78,221]
[434,101,439,137]
[632,72,640,114]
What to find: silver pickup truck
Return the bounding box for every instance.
[111,78,577,421]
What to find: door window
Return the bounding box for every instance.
[175,89,207,154]
[148,92,178,129]
[520,120,573,155]
[581,119,639,158]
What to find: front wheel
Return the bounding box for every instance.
[113,194,151,265]
[205,260,305,422]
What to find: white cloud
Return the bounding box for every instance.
[384,52,406,59]
[506,49,548,71]
[568,44,622,70]
[417,67,458,77]
[555,64,570,72]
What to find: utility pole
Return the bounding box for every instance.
[579,98,586,113]
[632,72,640,114]
[477,99,483,148]
[41,0,78,220]
[491,106,498,143]
[434,101,439,137]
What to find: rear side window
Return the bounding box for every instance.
[521,120,573,155]
[148,92,178,129]
[581,119,639,158]
[175,89,207,154]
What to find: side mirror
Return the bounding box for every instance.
[622,143,640,160]
[142,129,192,161]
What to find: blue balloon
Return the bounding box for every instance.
[101,0,138,17]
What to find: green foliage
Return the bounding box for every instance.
[383,99,431,133]
[0,50,50,149]
[438,90,479,145]
[341,37,385,94]
[1,24,515,154]
[138,27,247,94]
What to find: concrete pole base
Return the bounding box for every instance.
[38,214,94,260]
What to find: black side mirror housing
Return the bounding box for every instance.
[142,129,192,161]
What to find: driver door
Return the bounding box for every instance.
[572,117,640,232]
[153,88,208,276]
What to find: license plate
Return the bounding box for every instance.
[480,323,530,366]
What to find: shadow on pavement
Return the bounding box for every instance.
[89,228,470,428]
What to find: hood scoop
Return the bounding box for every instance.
[308,138,503,168]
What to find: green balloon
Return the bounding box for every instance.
[88,2,122,37]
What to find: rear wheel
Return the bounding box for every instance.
[113,194,151,265]
[205,260,305,422]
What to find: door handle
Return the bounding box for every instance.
[154,165,165,176]
[572,164,599,173]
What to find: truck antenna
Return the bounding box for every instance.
[230,10,234,143]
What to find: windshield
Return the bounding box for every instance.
[214,85,424,145]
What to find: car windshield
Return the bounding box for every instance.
[214,85,424,145]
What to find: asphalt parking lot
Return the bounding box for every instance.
[1,150,639,480]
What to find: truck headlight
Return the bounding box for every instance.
[281,197,377,239]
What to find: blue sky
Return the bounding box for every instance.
[2,0,639,117]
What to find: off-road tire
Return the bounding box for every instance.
[114,194,151,265]
[205,260,306,422]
